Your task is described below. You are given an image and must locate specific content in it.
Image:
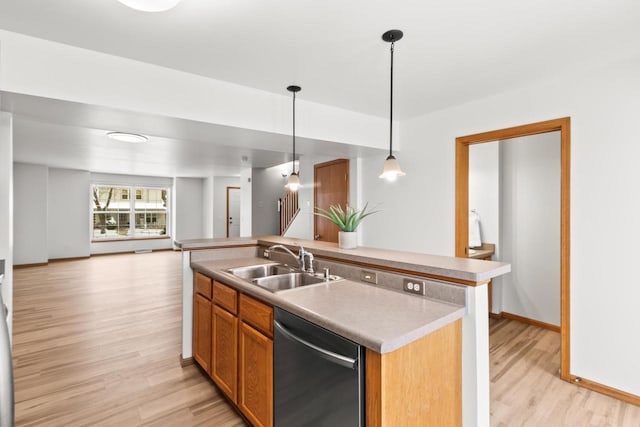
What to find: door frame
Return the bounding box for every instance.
[313,159,350,242]
[226,186,241,238]
[455,117,571,381]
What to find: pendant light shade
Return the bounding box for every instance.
[117,0,182,12]
[285,85,302,191]
[286,172,301,191]
[379,155,406,181]
[379,29,406,181]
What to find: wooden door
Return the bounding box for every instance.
[239,322,273,427]
[212,305,238,403]
[193,294,212,373]
[314,159,349,243]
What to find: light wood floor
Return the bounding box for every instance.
[490,317,640,426]
[12,251,247,427]
[12,252,639,426]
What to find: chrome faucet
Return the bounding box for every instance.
[268,244,314,273]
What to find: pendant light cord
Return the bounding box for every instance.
[389,40,395,157]
[292,91,296,174]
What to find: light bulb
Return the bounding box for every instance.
[379,155,406,180]
[285,172,301,191]
[117,0,181,12]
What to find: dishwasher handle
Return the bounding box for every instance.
[274,320,358,370]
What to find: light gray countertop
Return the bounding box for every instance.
[179,235,510,284]
[191,257,465,354]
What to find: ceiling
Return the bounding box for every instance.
[2,92,383,177]
[1,0,639,120]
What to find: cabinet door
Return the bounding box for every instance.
[212,305,238,403]
[239,322,273,427]
[193,293,212,373]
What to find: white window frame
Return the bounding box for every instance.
[91,184,171,241]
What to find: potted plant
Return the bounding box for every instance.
[314,203,379,249]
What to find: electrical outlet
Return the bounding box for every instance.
[264,250,270,258]
[360,270,378,284]
[403,278,426,295]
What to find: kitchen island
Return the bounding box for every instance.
[177,236,510,426]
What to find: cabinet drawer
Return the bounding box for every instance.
[239,294,273,338]
[195,272,213,299]
[214,281,238,315]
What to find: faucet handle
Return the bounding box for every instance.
[323,267,330,280]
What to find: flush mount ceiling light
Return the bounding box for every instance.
[107,132,148,143]
[379,29,407,182]
[117,0,182,12]
[285,85,302,192]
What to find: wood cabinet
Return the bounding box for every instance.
[194,273,274,426]
[239,321,273,427]
[193,293,212,373]
[212,305,238,402]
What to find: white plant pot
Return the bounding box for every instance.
[338,231,357,249]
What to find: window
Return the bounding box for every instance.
[92,185,169,241]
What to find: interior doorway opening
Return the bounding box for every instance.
[455,117,571,381]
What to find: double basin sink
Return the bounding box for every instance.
[226,263,341,293]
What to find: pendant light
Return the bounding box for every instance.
[285,85,302,192]
[117,0,182,12]
[379,29,406,182]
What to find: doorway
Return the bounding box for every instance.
[314,159,349,243]
[455,117,571,380]
[226,186,241,238]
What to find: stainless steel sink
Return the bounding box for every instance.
[227,262,342,293]
[226,263,294,280]
[252,273,327,292]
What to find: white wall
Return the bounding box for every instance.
[500,133,560,326]
[13,163,48,265]
[252,167,286,236]
[47,168,90,260]
[202,176,214,239]
[361,54,640,396]
[213,176,241,238]
[0,30,390,151]
[239,169,252,237]
[469,143,500,246]
[174,177,204,242]
[468,143,502,313]
[0,113,14,335]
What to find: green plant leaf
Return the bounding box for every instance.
[313,202,380,232]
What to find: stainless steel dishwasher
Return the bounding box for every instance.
[274,308,365,427]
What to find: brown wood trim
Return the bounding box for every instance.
[455,141,469,258]
[500,312,561,333]
[455,117,571,380]
[313,158,350,242]
[179,354,194,367]
[280,207,301,236]
[91,236,171,243]
[560,118,571,381]
[570,375,640,407]
[49,256,91,262]
[13,262,49,269]
[226,186,241,238]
